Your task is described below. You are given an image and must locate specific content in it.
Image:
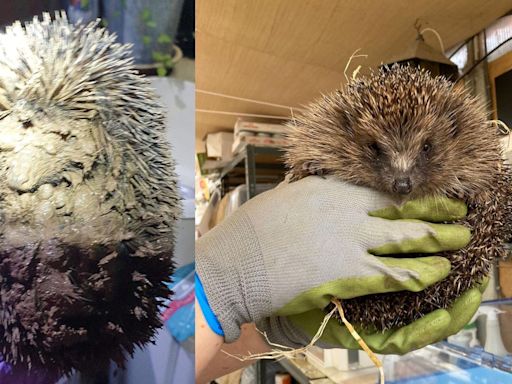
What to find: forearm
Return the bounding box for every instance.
[195,299,223,381]
[195,300,271,384]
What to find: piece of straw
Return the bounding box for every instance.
[344,48,368,83]
[489,119,510,135]
[221,306,337,362]
[222,299,385,384]
[331,298,385,384]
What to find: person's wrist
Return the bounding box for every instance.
[195,273,224,336]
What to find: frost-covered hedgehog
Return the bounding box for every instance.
[285,65,512,330]
[0,12,180,376]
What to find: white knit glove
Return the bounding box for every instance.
[196,176,470,342]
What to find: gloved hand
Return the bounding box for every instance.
[196,176,470,342]
[260,281,487,354]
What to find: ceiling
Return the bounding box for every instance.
[196,0,512,151]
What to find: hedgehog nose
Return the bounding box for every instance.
[392,177,412,195]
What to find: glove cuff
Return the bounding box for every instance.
[257,317,315,349]
[196,210,272,342]
[258,315,345,350]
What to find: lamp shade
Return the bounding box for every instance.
[383,34,459,80]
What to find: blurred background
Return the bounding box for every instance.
[0,0,194,78]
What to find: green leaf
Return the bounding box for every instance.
[146,20,157,28]
[152,51,165,62]
[157,33,172,44]
[81,0,90,8]
[141,8,151,22]
[157,66,167,77]
[165,58,175,68]
[142,35,152,46]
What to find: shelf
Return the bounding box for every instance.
[219,145,284,178]
[277,358,331,384]
[213,145,286,200]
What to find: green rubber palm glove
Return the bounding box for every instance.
[197,176,470,342]
[260,280,487,355]
[275,194,470,316]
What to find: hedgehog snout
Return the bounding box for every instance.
[392,176,412,195]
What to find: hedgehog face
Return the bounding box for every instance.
[286,66,501,200]
[352,108,464,198]
[360,136,433,197]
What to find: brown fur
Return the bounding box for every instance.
[285,65,512,330]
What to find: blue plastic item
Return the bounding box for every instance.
[161,263,195,343]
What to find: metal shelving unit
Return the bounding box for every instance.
[217,145,286,200]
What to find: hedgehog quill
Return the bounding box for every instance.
[0,13,180,377]
[285,65,512,330]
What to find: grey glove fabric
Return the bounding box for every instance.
[196,176,467,342]
[257,316,316,349]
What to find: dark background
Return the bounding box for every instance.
[0,1,65,25]
[496,70,512,129]
[0,0,195,59]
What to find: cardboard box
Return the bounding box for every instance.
[234,120,289,137]
[275,373,292,384]
[499,259,512,298]
[205,131,234,160]
[232,134,288,155]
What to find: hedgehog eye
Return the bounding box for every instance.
[422,142,431,153]
[368,142,381,155]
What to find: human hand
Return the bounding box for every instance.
[196,176,470,342]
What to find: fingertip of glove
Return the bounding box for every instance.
[410,255,452,278]
[422,255,451,269]
[393,255,451,275]
[455,226,471,248]
[428,309,452,332]
[443,287,482,337]
[368,197,468,222]
[416,197,468,221]
[425,256,452,276]
[434,197,468,220]
[477,276,490,293]
[431,223,471,250]
[398,309,451,352]
[454,286,482,309]
[414,256,451,288]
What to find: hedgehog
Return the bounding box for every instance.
[285,65,512,331]
[0,12,180,378]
